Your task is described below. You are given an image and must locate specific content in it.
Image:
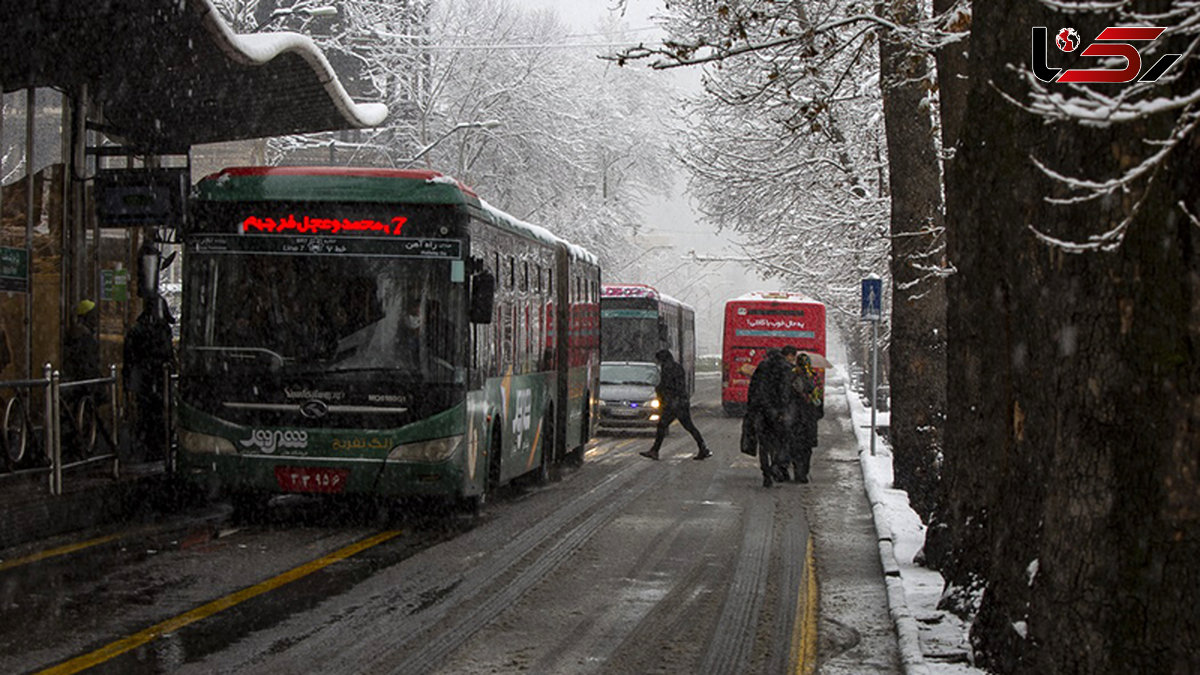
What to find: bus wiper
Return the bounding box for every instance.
[191,346,286,370]
[323,366,411,374]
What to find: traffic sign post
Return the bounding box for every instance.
[862,276,882,456]
[861,277,882,321]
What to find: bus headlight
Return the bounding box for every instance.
[388,435,464,463]
[649,398,661,409]
[179,429,236,455]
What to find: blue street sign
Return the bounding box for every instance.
[861,277,882,321]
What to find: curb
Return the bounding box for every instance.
[842,375,932,675]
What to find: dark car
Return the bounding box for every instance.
[597,361,660,431]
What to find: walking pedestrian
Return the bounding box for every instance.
[785,348,823,483]
[746,348,793,487]
[639,349,711,461]
[123,299,175,459]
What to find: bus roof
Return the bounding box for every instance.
[196,166,479,203]
[726,291,823,307]
[603,284,659,299]
[603,284,693,311]
[194,166,597,265]
[478,199,598,266]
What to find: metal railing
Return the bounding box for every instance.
[1,363,121,495]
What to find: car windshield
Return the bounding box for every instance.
[600,363,659,386]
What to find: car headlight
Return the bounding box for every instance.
[388,435,464,462]
[178,429,236,455]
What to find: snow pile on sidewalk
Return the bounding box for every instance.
[839,366,985,675]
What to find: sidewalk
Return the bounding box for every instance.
[0,458,172,551]
[803,368,905,674]
[841,368,981,675]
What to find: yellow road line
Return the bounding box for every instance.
[790,534,819,674]
[37,529,402,675]
[0,533,125,573]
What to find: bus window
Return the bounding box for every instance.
[508,257,515,290]
[522,261,529,292]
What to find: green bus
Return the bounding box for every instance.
[176,167,600,512]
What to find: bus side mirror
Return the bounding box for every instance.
[470,270,495,324]
[658,319,668,341]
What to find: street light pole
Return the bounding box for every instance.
[400,120,502,169]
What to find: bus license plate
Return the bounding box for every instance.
[275,467,349,494]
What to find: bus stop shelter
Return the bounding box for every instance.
[0,0,386,513]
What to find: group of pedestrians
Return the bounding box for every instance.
[62,297,176,460]
[746,345,823,487]
[635,346,823,488]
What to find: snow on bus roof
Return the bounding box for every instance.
[477,198,599,266]
[729,290,824,305]
[603,284,694,312]
[603,283,658,298]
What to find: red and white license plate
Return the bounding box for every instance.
[275,467,349,494]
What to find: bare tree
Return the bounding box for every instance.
[247,0,677,270]
[612,0,949,522]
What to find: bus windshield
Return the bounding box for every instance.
[600,306,659,362]
[184,250,465,382]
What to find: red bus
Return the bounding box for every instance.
[721,291,827,416]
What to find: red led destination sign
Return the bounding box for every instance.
[242,214,408,236]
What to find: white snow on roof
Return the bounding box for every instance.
[477,198,599,266]
[196,0,388,128]
[602,284,694,312]
[730,290,823,305]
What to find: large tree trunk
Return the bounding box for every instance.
[877,0,948,525]
[922,0,971,573]
[943,2,1200,671]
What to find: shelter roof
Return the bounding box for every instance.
[2,0,387,153]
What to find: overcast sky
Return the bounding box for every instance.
[510,0,766,352]
[509,0,664,32]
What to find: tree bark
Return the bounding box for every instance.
[877,0,948,526]
[943,2,1200,671]
[921,0,970,573]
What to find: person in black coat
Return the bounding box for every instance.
[784,349,822,483]
[639,349,711,461]
[123,299,175,459]
[746,348,793,487]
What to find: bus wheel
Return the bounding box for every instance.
[534,410,554,485]
[459,493,483,516]
[567,401,588,467]
[465,425,504,515]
